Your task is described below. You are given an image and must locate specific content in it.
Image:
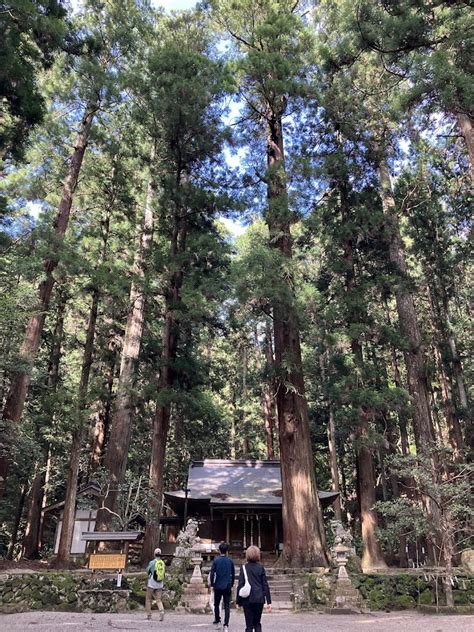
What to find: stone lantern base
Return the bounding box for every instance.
[176,556,211,614]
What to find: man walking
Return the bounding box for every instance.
[145,547,165,621]
[210,542,235,631]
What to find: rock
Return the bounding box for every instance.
[461,549,474,574]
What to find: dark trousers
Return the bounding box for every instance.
[214,588,231,626]
[243,602,264,632]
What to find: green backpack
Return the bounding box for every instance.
[153,559,165,582]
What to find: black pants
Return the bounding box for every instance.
[243,602,264,632]
[214,588,231,626]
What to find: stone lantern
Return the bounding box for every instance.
[326,524,364,614]
[333,542,351,580]
[177,537,210,613]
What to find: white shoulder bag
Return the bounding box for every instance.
[238,564,251,598]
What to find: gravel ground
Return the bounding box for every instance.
[0,611,473,632]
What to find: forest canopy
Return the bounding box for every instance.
[0,0,472,572]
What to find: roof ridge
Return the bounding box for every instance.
[191,459,280,468]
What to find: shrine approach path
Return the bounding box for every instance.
[1,611,473,631]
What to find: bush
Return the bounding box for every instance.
[419,590,433,605]
[307,575,331,606]
[453,591,471,605]
[368,588,389,610]
[393,595,416,609]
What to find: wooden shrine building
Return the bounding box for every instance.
[163,459,339,555]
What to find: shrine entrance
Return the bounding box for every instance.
[221,510,281,553]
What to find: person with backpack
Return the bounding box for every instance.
[210,541,235,631]
[145,547,165,621]
[236,546,271,632]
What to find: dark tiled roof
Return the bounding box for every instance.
[165,460,338,507]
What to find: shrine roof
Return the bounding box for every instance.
[165,460,338,508]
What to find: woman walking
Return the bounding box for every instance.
[236,545,272,632]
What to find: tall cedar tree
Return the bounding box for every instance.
[94,156,155,533]
[136,15,228,561]
[212,0,328,567]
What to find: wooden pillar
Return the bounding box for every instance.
[226,515,230,544]
[257,515,261,549]
[211,506,214,544]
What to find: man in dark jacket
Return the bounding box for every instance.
[209,542,235,631]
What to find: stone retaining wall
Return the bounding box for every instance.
[352,572,474,611]
[0,569,472,614]
[0,572,184,614]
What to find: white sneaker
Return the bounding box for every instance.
[159,611,164,621]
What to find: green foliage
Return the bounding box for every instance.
[307,574,331,606]
[0,0,67,161]
[377,453,474,563]
[0,0,471,571]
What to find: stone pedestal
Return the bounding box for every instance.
[326,541,365,614]
[327,573,364,614]
[177,555,210,614]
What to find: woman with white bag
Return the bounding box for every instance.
[236,546,272,632]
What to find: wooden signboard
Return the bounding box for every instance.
[89,553,127,570]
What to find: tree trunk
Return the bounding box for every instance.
[376,148,441,559]
[456,111,474,182]
[89,339,117,475]
[384,301,411,455]
[241,344,249,456]
[22,463,46,559]
[327,408,342,522]
[23,287,67,559]
[0,96,100,496]
[377,152,436,452]
[6,484,27,560]
[94,172,155,531]
[38,447,52,550]
[434,344,463,459]
[266,111,327,567]
[333,144,387,569]
[263,387,275,460]
[356,414,388,571]
[442,510,456,607]
[426,278,467,459]
[320,332,342,522]
[141,207,187,563]
[55,429,83,565]
[448,335,469,412]
[47,286,68,388]
[55,205,109,564]
[262,322,276,460]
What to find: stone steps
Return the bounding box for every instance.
[267,574,294,611]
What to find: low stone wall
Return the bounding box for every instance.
[0,572,184,614]
[351,572,474,611]
[1,568,472,614]
[302,573,333,608]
